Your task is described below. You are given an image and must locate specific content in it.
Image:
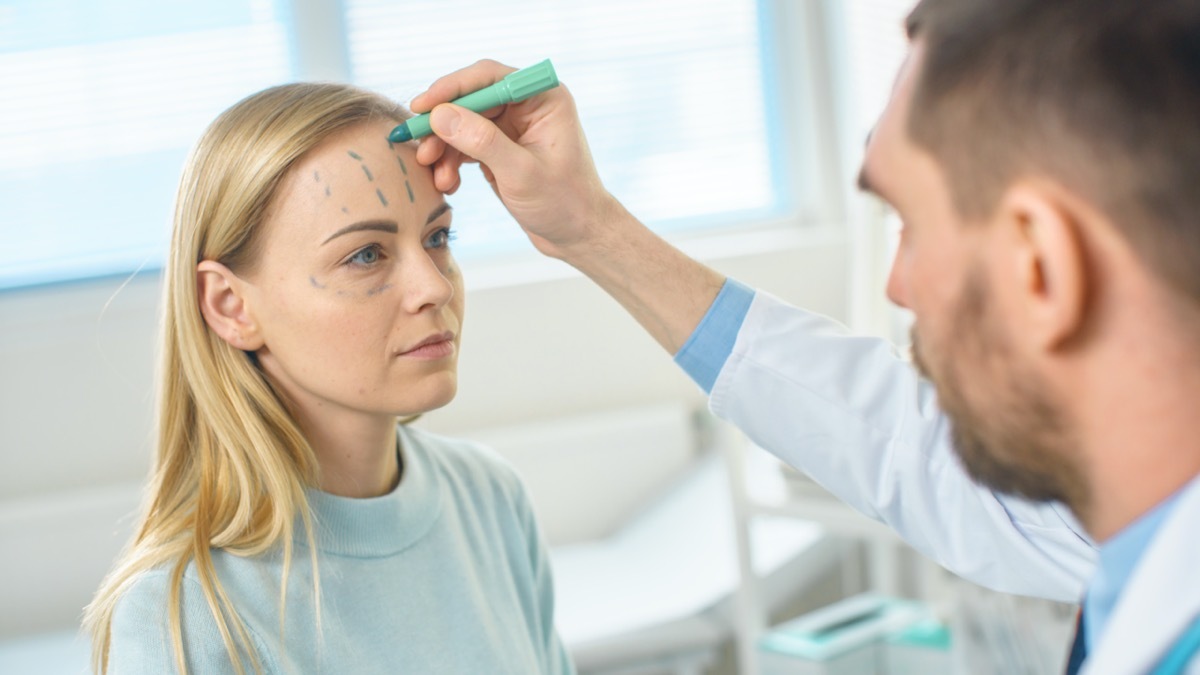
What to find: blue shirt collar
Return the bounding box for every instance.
[1083,488,1186,649]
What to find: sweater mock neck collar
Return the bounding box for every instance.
[300,426,443,558]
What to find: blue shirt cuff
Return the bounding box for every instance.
[674,279,755,393]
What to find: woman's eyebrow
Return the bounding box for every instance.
[426,203,452,224]
[321,205,450,245]
[322,220,398,245]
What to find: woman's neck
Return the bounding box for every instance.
[304,411,402,498]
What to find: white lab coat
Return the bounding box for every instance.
[709,289,1200,674]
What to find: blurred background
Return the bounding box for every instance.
[0,1,1075,673]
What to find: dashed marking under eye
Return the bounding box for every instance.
[313,170,320,182]
[361,164,374,181]
[405,182,414,203]
[376,188,388,207]
[397,156,408,175]
[341,206,349,214]
[324,185,331,197]
[348,150,363,160]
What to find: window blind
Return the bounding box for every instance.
[0,0,800,288]
[0,0,291,289]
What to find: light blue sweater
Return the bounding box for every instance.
[108,425,575,674]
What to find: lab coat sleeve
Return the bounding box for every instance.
[709,290,1097,602]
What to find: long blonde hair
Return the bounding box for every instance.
[84,83,410,675]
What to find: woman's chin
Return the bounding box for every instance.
[392,376,457,417]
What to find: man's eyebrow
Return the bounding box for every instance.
[426,202,452,225]
[322,220,398,245]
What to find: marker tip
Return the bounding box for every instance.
[388,125,412,143]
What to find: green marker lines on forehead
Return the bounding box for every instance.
[395,154,413,203]
[346,149,376,183]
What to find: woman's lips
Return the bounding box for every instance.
[398,331,455,359]
[400,339,455,360]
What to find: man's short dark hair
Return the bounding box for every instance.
[905,0,1200,304]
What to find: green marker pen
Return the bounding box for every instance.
[388,59,559,143]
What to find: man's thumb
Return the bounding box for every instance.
[429,104,519,167]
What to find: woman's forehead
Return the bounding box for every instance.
[301,122,415,179]
[284,122,427,211]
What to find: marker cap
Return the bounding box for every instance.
[502,59,559,102]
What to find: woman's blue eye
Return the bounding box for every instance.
[425,228,457,250]
[348,244,382,266]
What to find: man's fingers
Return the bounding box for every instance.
[410,59,518,113]
[429,104,527,173]
[414,135,447,166]
[416,137,468,194]
[433,159,462,194]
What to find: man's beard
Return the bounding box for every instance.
[910,269,1088,513]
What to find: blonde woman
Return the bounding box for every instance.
[84,82,573,675]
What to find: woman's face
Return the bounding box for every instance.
[240,120,463,423]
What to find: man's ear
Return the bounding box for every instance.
[196,260,264,351]
[1000,181,1089,351]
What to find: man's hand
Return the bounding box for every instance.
[409,58,725,354]
[411,59,617,260]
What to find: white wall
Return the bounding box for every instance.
[0,223,849,638]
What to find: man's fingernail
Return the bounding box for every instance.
[432,106,461,136]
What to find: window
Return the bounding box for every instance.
[837,0,917,341]
[0,0,291,289]
[1,0,801,288]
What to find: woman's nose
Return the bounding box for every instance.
[400,252,455,314]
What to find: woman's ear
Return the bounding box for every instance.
[196,260,265,351]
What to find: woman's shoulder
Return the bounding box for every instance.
[109,562,275,673]
[112,563,227,633]
[108,567,220,671]
[113,564,194,615]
